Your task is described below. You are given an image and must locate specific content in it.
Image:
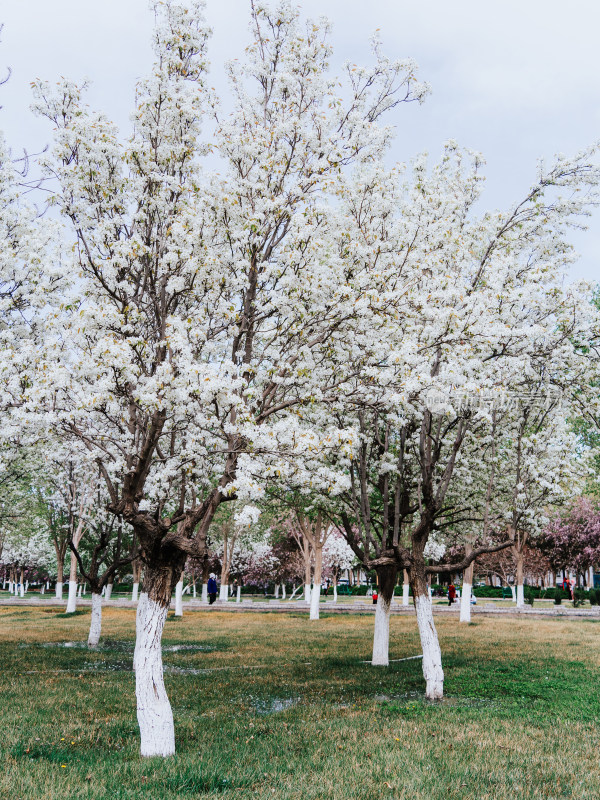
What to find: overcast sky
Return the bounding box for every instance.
[1,0,598,282]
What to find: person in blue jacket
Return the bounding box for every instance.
[207,573,218,604]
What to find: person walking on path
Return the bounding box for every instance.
[448,583,456,606]
[207,574,218,605]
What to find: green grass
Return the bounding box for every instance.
[1,607,600,799]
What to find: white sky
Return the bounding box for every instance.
[1,0,599,283]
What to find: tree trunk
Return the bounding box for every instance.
[66,551,78,613]
[281,583,286,600]
[55,558,64,600]
[219,583,228,601]
[412,564,444,700]
[274,583,280,599]
[105,579,113,601]
[310,546,324,620]
[460,548,474,623]
[134,563,180,758]
[132,559,142,602]
[174,577,183,617]
[88,593,102,647]
[304,583,311,603]
[201,582,208,602]
[371,564,397,666]
[514,546,524,607]
[402,569,410,607]
[236,585,241,603]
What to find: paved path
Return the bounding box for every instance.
[1,596,599,620]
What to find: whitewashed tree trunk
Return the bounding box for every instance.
[105,582,113,601]
[333,584,337,602]
[219,584,228,601]
[460,556,474,623]
[66,580,78,613]
[88,593,102,647]
[65,551,78,612]
[192,582,196,599]
[310,544,324,620]
[516,584,524,607]
[134,591,148,669]
[402,583,410,606]
[132,582,139,603]
[281,583,286,599]
[414,592,444,700]
[134,595,174,757]
[309,584,320,620]
[236,585,241,603]
[201,582,208,603]
[77,584,82,598]
[304,583,311,603]
[459,583,472,622]
[274,584,280,599]
[372,594,391,666]
[510,584,516,601]
[19,582,25,598]
[25,580,29,593]
[174,579,183,617]
[515,545,524,607]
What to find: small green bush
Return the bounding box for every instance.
[524,587,535,606]
[590,588,599,606]
[573,588,586,608]
[554,589,562,605]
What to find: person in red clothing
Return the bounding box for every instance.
[448,583,456,606]
[372,589,378,605]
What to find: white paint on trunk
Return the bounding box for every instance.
[201,582,208,603]
[105,583,113,601]
[371,595,391,666]
[281,583,286,600]
[77,584,83,597]
[132,582,139,603]
[304,583,311,603]
[415,593,444,700]
[510,585,516,601]
[134,592,148,670]
[25,581,29,592]
[459,583,472,623]
[402,583,410,606]
[333,585,337,603]
[66,580,77,613]
[274,584,280,599]
[88,593,102,647]
[134,597,174,757]
[309,583,320,620]
[174,580,183,616]
[19,583,25,598]
[516,584,524,607]
[192,583,196,599]
[236,585,241,603]
[219,584,228,601]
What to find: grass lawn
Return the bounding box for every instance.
[1,608,599,799]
